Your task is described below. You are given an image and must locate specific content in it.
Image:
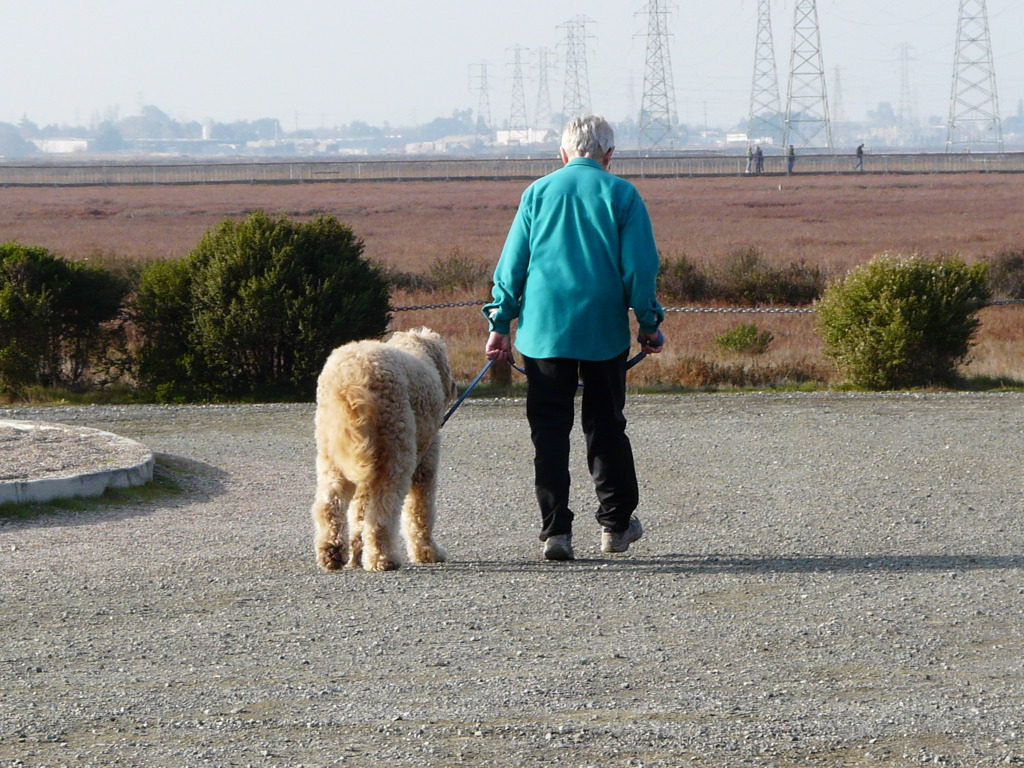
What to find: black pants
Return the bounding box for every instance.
[523,351,639,541]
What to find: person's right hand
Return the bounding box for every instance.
[485,331,514,363]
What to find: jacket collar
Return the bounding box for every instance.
[565,156,604,170]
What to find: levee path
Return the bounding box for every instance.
[1,393,1022,767]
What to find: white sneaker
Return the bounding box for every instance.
[601,517,643,554]
[543,533,574,561]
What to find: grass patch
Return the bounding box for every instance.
[0,456,188,522]
[1,384,152,406]
[957,375,1024,392]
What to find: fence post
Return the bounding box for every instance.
[489,359,512,391]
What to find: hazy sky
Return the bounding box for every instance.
[6,1,1024,132]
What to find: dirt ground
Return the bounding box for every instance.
[1,172,1023,272]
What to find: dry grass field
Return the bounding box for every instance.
[0,171,1021,389]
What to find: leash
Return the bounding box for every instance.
[443,347,651,427]
[442,358,494,426]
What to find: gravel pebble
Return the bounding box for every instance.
[1,393,1023,767]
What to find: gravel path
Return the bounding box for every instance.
[1,393,1023,768]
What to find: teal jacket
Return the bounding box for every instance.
[483,157,664,360]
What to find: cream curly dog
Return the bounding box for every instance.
[311,328,457,572]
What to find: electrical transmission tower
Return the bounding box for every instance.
[469,62,492,138]
[747,0,783,147]
[637,0,678,153]
[831,66,845,143]
[897,43,915,146]
[508,46,529,144]
[533,47,556,131]
[559,15,594,119]
[946,0,1002,152]
[783,0,833,151]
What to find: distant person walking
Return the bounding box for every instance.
[754,145,764,174]
[855,143,864,172]
[745,144,753,174]
[787,144,796,175]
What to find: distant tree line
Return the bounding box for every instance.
[2,105,488,157]
[6,98,1024,158]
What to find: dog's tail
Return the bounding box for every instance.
[315,348,385,475]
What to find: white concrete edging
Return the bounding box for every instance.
[0,421,155,505]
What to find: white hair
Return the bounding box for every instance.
[560,115,615,159]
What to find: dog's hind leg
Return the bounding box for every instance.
[312,468,355,571]
[346,486,368,568]
[359,467,413,572]
[402,437,447,564]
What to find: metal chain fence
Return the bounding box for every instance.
[393,299,1024,313]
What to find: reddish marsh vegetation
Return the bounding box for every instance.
[0,172,1021,388]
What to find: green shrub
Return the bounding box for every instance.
[658,248,826,306]
[0,242,128,392]
[711,247,825,306]
[427,250,490,292]
[985,249,1024,300]
[658,254,710,302]
[816,253,990,389]
[714,322,774,355]
[131,258,194,395]
[133,212,390,400]
[383,266,434,292]
[771,259,829,305]
[382,251,489,294]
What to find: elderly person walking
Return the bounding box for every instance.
[483,114,665,561]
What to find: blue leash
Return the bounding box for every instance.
[442,358,494,426]
[442,350,648,427]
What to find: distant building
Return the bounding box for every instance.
[31,138,89,153]
[405,135,481,155]
[494,128,557,146]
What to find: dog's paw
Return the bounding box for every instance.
[411,544,447,564]
[365,555,400,572]
[317,545,347,571]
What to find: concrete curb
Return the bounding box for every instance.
[0,420,154,505]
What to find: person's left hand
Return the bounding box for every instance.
[638,329,665,354]
[485,331,514,363]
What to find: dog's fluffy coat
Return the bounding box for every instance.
[311,328,456,571]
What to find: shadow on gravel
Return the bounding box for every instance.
[644,553,1024,574]
[414,553,1024,575]
[0,453,229,528]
